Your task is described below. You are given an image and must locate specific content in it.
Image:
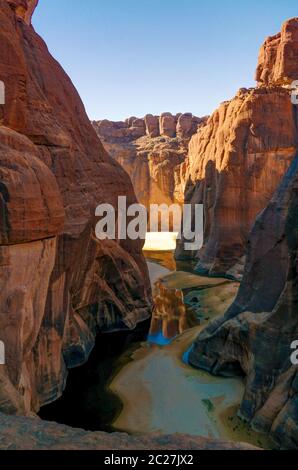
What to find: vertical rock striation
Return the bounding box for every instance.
[189,155,298,449]
[188,18,298,449]
[0,0,152,415]
[176,18,298,278]
[256,17,298,86]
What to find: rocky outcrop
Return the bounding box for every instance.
[256,17,298,86]
[176,20,298,279]
[0,413,259,450]
[92,113,207,212]
[7,0,38,25]
[187,19,298,449]
[189,155,298,449]
[0,0,152,416]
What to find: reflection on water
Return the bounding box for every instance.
[146,249,239,344]
[110,249,275,449]
[150,279,195,340]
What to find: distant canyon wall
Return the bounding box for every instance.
[92,113,207,214]
[0,0,152,416]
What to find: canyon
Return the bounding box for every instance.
[93,17,298,449]
[0,0,152,417]
[0,0,298,452]
[92,113,207,211]
[0,0,256,451]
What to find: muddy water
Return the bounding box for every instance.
[109,250,274,449]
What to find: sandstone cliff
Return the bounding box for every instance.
[189,154,298,450]
[188,19,298,449]
[0,0,152,416]
[92,114,207,212]
[176,20,298,278]
[256,17,298,86]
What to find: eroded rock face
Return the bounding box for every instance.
[7,0,38,25]
[256,17,298,86]
[187,18,298,450]
[176,86,297,278]
[175,20,298,278]
[189,156,298,449]
[92,113,207,212]
[0,0,152,415]
[0,412,259,450]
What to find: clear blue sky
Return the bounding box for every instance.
[33,0,297,121]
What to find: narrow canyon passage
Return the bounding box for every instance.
[40,235,274,449]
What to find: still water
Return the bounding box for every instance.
[40,238,273,448]
[109,248,273,449]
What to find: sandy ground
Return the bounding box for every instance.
[110,326,243,438]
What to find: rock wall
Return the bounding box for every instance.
[0,412,259,450]
[188,18,298,449]
[176,19,298,279]
[256,17,298,86]
[189,155,298,449]
[0,0,152,415]
[92,114,207,212]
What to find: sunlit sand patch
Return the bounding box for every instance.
[143,232,178,251]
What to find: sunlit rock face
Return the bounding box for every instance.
[176,22,298,279]
[188,18,298,450]
[92,113,208,212]
[0,0,152,415]
[6,0,38,25]
[256,17,298,86]
[0,412,260,450]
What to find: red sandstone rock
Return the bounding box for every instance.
[176,86,297,278]
[256,17,298,86]
[93,113,207,214]
[160,112,176,138]
[176,20,298,277]
[144,114,160,137]
[177,113,194,139]
[0,412,260,450]
[7,0,38,25]
[190,155,298,449]
[0,127,64,244]
[0,0,152,415]
[188,18,298,450]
